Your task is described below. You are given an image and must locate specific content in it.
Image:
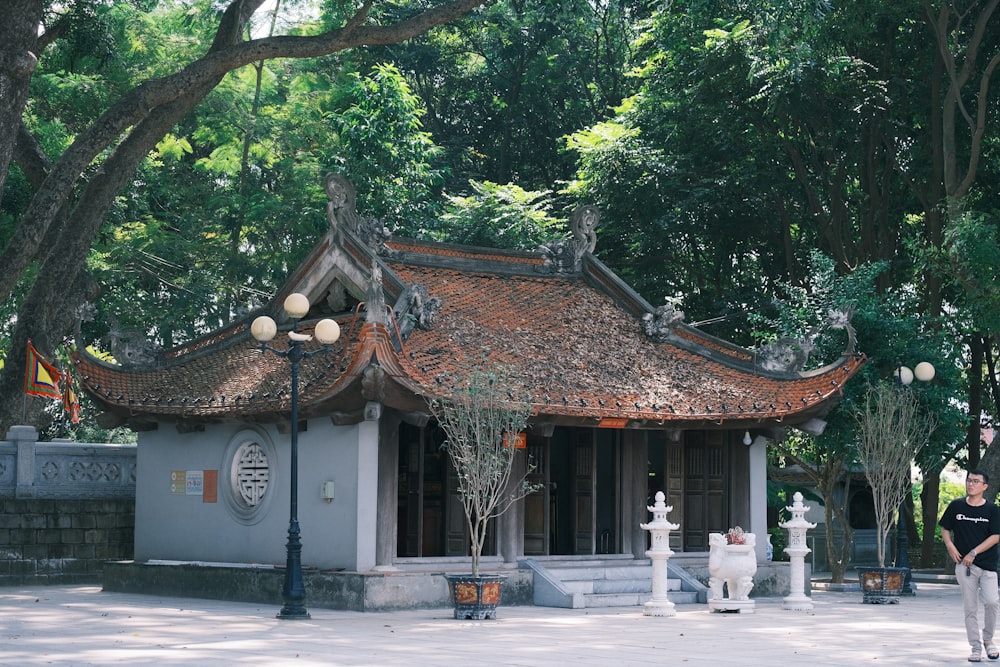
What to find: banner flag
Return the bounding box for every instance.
[62,368,81,423]
[24,340,62,400]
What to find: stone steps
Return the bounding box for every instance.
[521,557,702,608]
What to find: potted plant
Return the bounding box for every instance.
[429,364,538,619]
[853,382,934,603]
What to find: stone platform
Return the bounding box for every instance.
[102,560,533,612]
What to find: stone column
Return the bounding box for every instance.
[780,492,816,611]
[640,491,680,617]
[374,412,401,570]
[746,435,769,561]
[10,425,39,499]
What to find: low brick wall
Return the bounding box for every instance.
[0,426,136,585]
[0,498,134,585]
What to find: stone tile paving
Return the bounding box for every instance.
[0,584,966,666]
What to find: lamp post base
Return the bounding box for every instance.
[277,520,310,621]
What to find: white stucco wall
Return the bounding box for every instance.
[134,417,379,572]
[748,436,768,561]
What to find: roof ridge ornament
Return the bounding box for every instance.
[393,282,443,341]
[536,205,601,274]
[757,337,815,373]
[643,302,686,342]
[324,173,394,255]
[365,263,387,325]
[756,306,858,373]
[826,306,857,354]
[104,316,162,368]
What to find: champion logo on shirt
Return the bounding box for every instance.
[956,514,991,523]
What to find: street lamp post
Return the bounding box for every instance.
[251,293,341,620]
[892,360,935,596]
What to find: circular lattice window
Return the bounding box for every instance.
[234,442,269,506]
[222,430,277,524]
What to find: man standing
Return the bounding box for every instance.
[941,469,1000,662]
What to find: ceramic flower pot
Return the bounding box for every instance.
[857,566,906,604]
[444,573,506,620]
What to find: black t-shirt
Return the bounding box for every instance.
[940,498,1000,571]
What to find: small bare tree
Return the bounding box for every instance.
[854,383,935,568]
[429,365,537,577]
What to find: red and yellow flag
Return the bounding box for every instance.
[62,369,81,423]
[24,340,62,399]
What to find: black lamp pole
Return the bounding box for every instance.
[892,360,934,596]
[251,294,340,621]
[278,332,309,618]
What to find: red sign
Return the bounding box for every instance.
[203,470,218,503]
[503,432,526,449]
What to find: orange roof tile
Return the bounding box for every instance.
[74,229,864,429]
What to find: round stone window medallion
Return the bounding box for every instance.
[233,441,269,507]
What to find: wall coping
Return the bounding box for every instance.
[0,426,136,500]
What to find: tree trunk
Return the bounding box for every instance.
[968,334,985,467]
[819,470,854,583]
[0,0,42,197]
[919,471,942,566]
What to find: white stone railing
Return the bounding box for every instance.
[0,425,136,500]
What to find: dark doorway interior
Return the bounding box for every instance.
[398,423,623,558]
[523,427,619,556]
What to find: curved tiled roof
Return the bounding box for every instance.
[74,229,864,429]
[384,254,863,426]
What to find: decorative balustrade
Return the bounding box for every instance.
[0,426,136,500]
[0,425,137,584]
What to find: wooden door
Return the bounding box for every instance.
[523,437,548,555]
[683,432,728,550]
[573,430,595,554]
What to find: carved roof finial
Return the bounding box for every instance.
[643,302,685,342]
[365,262,387,325]
[324,172,394,255]
[325,173,359,236]
[571,205,600,254]
[537,204,601,274]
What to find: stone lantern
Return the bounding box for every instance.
[780,491,816,611]
[640,491,680,617]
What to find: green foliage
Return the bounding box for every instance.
[767,526,788,562]
[320,63,445,229]
[80,51,448,347]
[753,251,966,473]
[431,181,568,249]
[944,211,1000,334]
[361,0,645,193]
[563,0,953,344]
[749,251,885,359]
[913,476,965,550]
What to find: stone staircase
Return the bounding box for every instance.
[520,554,705,609]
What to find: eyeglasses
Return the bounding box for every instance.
[967,479,986,485]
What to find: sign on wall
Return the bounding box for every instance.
[169,469,218,503]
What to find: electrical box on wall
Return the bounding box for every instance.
[321,481,335,502]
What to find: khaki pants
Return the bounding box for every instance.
[957,563,1000,650]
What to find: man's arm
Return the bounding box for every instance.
[942,527,962,564]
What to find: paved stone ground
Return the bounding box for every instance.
[0,583,976,666]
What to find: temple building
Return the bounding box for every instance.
[75,175,864,578]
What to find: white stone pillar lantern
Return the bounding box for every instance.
[780,491,816,611]
[640,491,680,617]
